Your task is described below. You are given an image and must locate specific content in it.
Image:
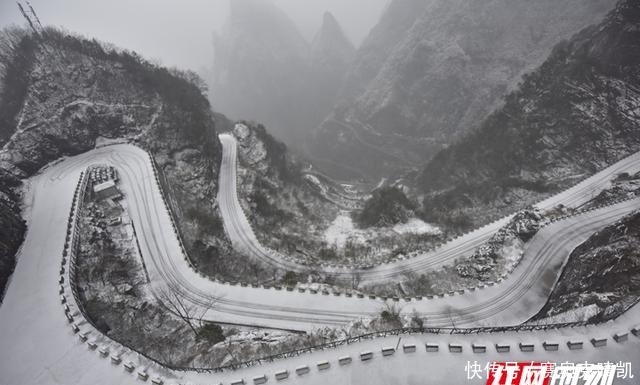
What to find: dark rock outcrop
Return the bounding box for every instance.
[355,186,416,228]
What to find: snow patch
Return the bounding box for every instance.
[374,177,387,189]
[392,218,441,235]
[533,304,601,324]
[324,212,441,248]
[324,211,366,248]
[304,174,327,194]
[95,136,130,148]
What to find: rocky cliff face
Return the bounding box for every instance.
[0,28,233,299]
[211,2,355,149]
[0,28,34,300]
[233,123,340,262]
[310,0,617,180]
[336,0,426,105]
[0,169,24,301]
[420,0,640,230]
[533,210,640,323]
[211,0,309,144]
[307,12,355,131]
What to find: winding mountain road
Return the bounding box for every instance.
[0,138,639,384]
[219,132,640,282]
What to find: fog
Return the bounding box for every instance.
[0,0,388,72]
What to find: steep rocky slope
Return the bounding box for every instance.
[420,0,640,230]
[306,12,355,132]
[233,123,341,263]
[579,171,640,211]
[0,27,235,299]
[0,168,24,301]
[310,0,617,179]
[335,0,426,104]
[532,210,640,323]
[456,209,543,281]
[233,128,443,272]
[0,28,33,300]
[211,1,355,148]
[211,0,309,145]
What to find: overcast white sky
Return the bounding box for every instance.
[0,0,388,72]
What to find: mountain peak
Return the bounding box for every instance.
[322,11,340,30]
[309,0,618,180]
[418,0,640,228]
[229,0,268,14]
[312,11,355,60]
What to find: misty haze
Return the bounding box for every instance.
[0,1,639,385]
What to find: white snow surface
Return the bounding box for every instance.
[392,218,441,235]
[304,174,327,194]
[533,304,603,324]
[324,213,440,248]
[324,211,367,247]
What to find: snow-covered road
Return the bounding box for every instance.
[216,131,640,328]
[218,132,640,282]
[0,141,639,384]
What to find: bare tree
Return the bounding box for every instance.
[155,287,215,338]
[444,305,457,329]
[222,338,240,365]
[351,271,361,290]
